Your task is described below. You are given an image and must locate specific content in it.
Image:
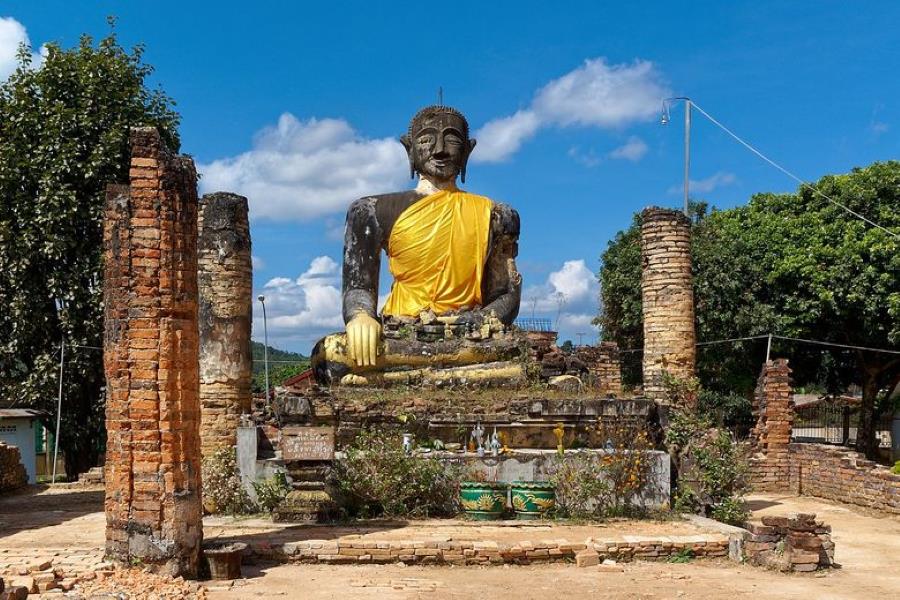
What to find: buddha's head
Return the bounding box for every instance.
[401,105,477,183]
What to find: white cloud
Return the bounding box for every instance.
[870,122,889,135]
[0,17,45,81]
[472,109,541,163]
[253,255,344,352]
[474,58,669,162]
[668,171,737,195]
[199,113,408,221]
[521,260,600,342]
[251,255,265,270]
[608,136,648,161]
[567,146,603,168]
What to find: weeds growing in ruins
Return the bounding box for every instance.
[549,452,611,519]
[253,472,292,513]
[550,423,654,519]
[665,375,750,526]
[597,423,655,515]
[201,447,254,515]
[331,428,461,518]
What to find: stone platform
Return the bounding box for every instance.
[202,517,728,566]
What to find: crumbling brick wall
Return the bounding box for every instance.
[748,360,899,514]
[103,127,202,577]
[0,442,27,492]
[198,192,252,457]
[640,207,696,401]
[789,443,900,515]
[575,342,623,397]
[749,359,794,491]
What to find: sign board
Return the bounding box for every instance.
[281,426,335,461]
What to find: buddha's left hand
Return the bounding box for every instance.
[346,312,381,367]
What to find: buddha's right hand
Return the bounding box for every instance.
[346,312,381,367]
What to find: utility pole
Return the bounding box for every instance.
[257,295,271,405]
[52,297,64,484]
[52,339,64,484]
[661,97,692,216]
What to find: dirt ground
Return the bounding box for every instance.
[2,487,899,599]
[207,493,900,600]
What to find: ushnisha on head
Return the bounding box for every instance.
[400,105,477,183]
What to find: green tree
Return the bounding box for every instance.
[595,212,644,385]
[598,164,900,458]
[0,26,180,477]
[250,341,309,392]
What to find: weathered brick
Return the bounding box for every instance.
[103,127,202,578]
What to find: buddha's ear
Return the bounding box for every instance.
[400,134,415,180]
[461,139,476,184]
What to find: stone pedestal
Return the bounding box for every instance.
[102,127,202,577]
[198,192,252,457]
[640,207,696,401]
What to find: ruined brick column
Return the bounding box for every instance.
[750,359,794,491]
[640,207,696,401]
[595,342,623,397]
[198,192,252,457]
[103,127,202,577]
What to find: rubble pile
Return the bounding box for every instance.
[0,559,208,600]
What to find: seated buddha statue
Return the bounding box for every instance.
[311,105,523,385]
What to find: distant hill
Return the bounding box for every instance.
[250,341,309,391]
[251,341,307,374]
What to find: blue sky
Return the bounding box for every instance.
[3,1,898,353]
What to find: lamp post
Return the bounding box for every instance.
[257,295,270,405]
[661,96,692,216]
[52,298,64,484]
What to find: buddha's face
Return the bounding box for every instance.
[409,113,469,181]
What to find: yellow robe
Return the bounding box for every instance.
[382,189,493,318]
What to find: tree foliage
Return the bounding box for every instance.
[598,163,900,457]
[250,341,309,392]
[0,26,180,477]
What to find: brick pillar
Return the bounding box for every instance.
[198,192,252,457]
[640,207,696,401]
[103,127,202,577]
[750,359,794,491]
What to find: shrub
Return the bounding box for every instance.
[597,423,654,515]
[697,389,754,438]
[550,452,610,519]
[253,471,292,513]
[331,429,460,518]
[550,423,654,519]
[710,495,750,526]
[665,376,750,526]
[667,414,750,526]
[201,447,254,516]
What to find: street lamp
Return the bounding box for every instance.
[661,96,692,216]
[257,295,270,405]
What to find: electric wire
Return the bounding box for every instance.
[619,333,899,356]
[690,101,899,240]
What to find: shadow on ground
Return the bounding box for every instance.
[0,485,104,540]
